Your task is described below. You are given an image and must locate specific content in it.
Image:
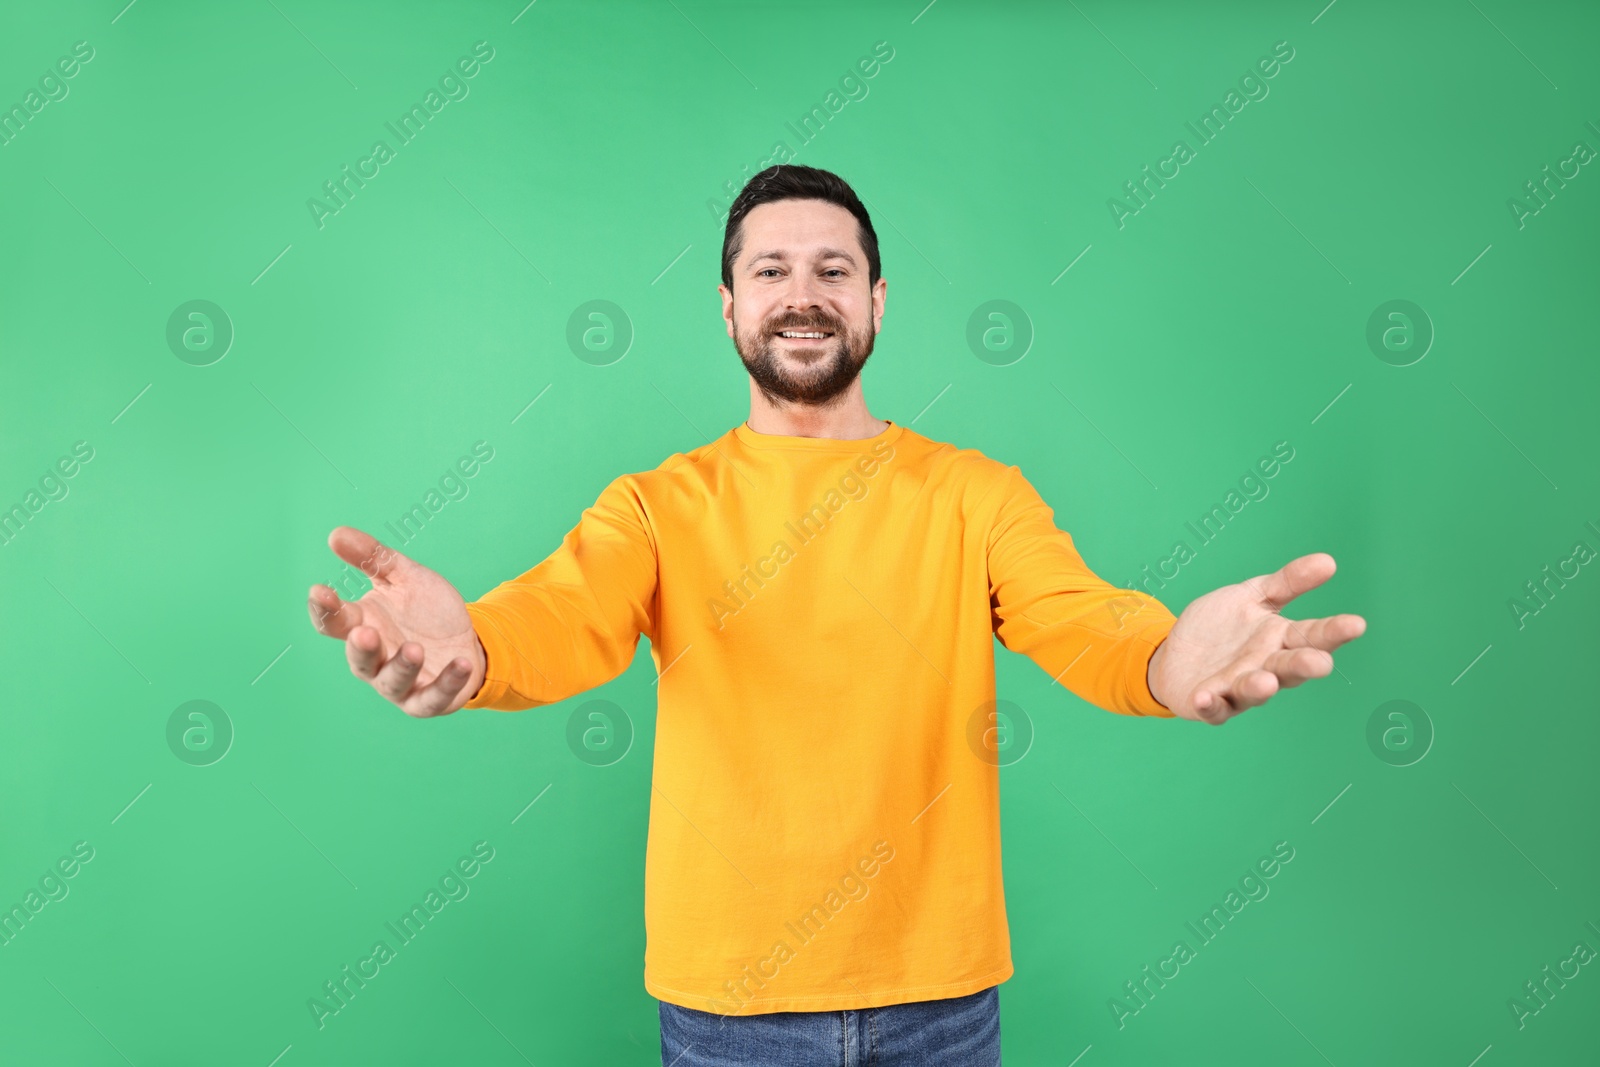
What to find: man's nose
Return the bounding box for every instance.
[781,274,825,310]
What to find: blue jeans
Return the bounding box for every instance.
[658,985,1001,1066]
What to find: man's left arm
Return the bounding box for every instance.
[987,464,1180,718]
[988,464,1366,726]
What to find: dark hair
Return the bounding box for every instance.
[720,164,881,292]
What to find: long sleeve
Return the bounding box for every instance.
[986,464,1177,717]
[462,474,659,711]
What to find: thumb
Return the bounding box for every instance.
[1247,552,1335,612]
[328,526,409,585]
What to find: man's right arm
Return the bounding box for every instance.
[461,474,660,711]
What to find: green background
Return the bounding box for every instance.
[2,0,1596,1063]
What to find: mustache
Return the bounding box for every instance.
[768,316,840,334]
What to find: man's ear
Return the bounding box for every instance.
[719,283,735,338]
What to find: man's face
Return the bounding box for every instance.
[719,198,887,407]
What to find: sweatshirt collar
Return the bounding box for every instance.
[731,419,905,453]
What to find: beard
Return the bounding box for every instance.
[732,306,876,407]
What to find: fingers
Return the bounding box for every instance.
[308,584,361,638]
[404,658,476,718]
[1191,668,1279,724]
[1188,645,1340,724]
[1182,601,1363,726]
[344,627,472,718]
[327,527,408,585]
[1281,613,1367,654]
[371,640,425,704]
[311,530,407,637]
[1247,553,1336,612]
[1188,689,1225,723]
[1267,646,1335,687]
[345,625,386,681]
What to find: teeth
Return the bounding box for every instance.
[780,331,828,338]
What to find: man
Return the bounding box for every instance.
[307,164,1365,1065]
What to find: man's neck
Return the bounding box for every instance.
[745,384,887,441]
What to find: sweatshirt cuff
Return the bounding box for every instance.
[1129,615,1178,718]
[461,602,511,710]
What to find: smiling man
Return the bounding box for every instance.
[307,164,1365,1066]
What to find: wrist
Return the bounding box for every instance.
[1146,639,1168,709]
[466,632,489,703]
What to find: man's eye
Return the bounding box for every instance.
[755,268,847,278]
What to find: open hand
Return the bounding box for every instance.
[307,527,486,718]
[1147,552,1365,725]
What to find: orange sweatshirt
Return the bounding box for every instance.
[461,419,1178,1015]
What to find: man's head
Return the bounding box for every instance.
[719,165,886,409]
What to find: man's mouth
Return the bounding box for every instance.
[776,330,834,342]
